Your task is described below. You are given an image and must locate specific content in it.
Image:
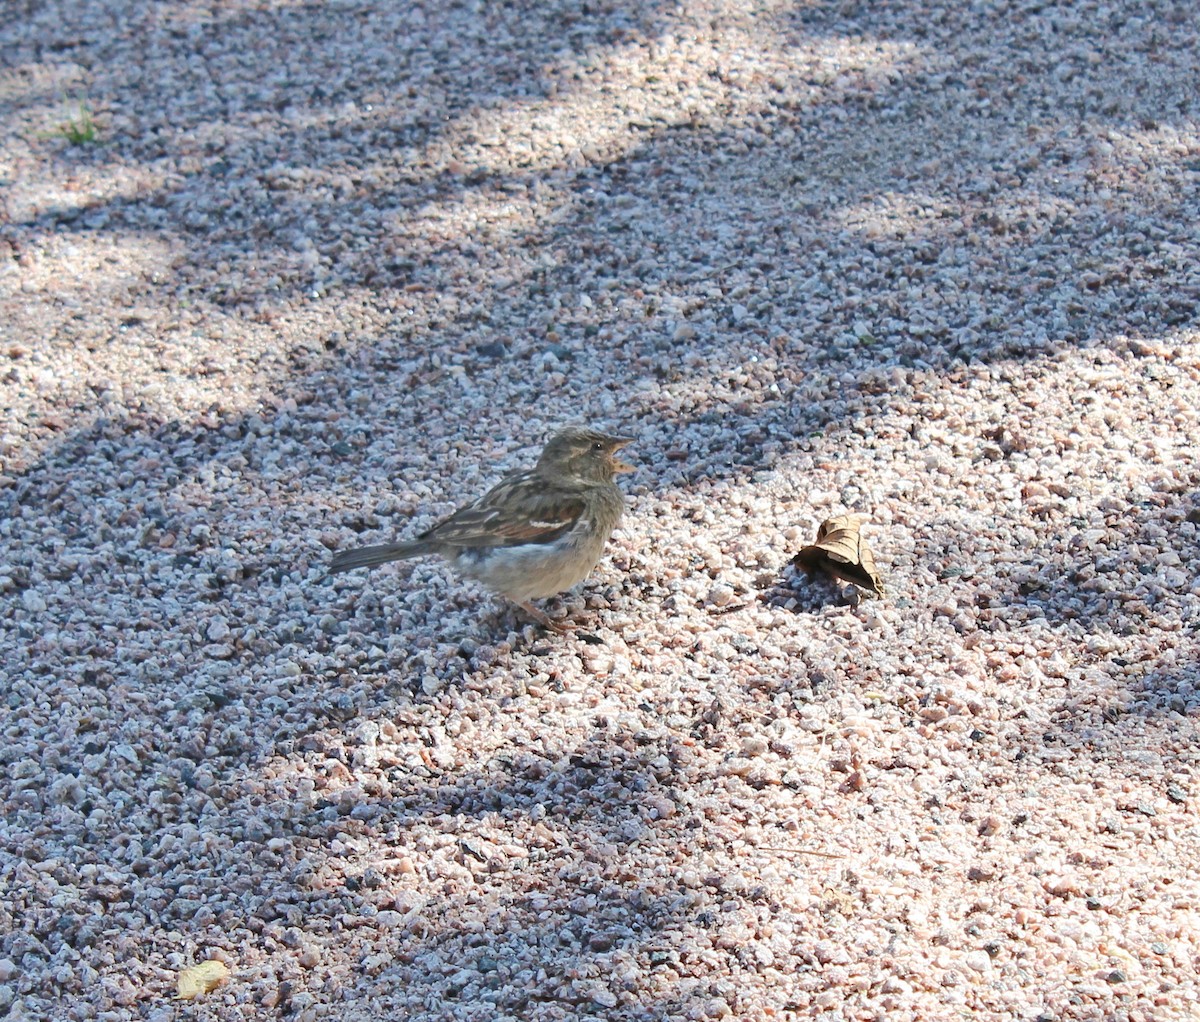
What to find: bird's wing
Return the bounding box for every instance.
[419,472,587,549]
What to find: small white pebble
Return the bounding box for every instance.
[707,583,735,607]
[964,950,992,974]
[740,736,769,757]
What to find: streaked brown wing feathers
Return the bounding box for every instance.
[419,472,585,548]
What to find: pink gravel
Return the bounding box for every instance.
[2,0,1200,1019]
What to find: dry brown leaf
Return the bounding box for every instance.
[793,513,885,595]
[175,960,230,1000]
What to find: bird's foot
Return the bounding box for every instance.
[516,601,573,634]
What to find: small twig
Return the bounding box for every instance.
[754,845,845,859]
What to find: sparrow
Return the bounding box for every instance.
[329,426,634,631]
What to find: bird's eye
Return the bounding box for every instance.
[593,441,604,451]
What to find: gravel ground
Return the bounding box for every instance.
[3,0,1200,1019]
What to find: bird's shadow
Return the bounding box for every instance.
[456,592,615,655]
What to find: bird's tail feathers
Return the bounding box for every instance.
[328,541,426,574]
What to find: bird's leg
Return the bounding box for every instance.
[516,601,572,634]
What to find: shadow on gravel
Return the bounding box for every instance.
[4,0,1197,358]
[338,727,752,1018]
[10,708,795,1018]
[4,0,1200,497]
[1119,647,1200,720]
[999,641,1200,807]
[983,488,1200,639]
[1,0,676,301]
[3,0,1200,1013]
[318,684,838,1022]
[2,0,1197,754]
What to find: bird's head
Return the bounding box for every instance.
[537,426,635,483]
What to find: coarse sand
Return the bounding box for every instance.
[2,1,1200,1019]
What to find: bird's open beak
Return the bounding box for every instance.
[609,436,635,473]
